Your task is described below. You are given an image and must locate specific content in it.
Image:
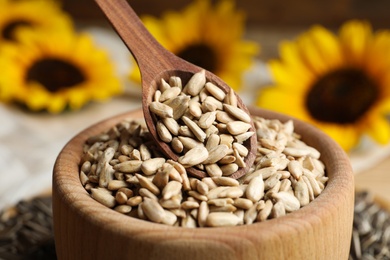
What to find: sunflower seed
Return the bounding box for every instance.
[184,69,206,96]
[108,180,128,191]
[223,104,251,123]
[171,137,184,153]
[156,121,172,143]
[142,198,165,223]
[205,163,223,177]
[178,136,203,150]
[216,111,236,123]
[234,198,254,210]
[115,192,128,205]
[181,116,207,142]
[224,88,237,107]
[246,176,265,202]
[205,82,226,101]
[264,172,282,190]
[272,201,286,218]
[162,181,182,200]
[149,102,173,118]
[127,196,143,207]
[226,121,252,135]
[169,76,182,89]
[272,191,300,212]
[159,195,181,209]
[233,148,246,168]
[113,160,142,173]
[188,100,203,118]
[288,160,303,180]
[136,174,160,196]
[167,95,191,120]
[188,191,208,201]
[141,158,166,175]
[161,210,178,226]
[203,145,230,164]
[91,188,116,208]
[220,163,238,176]
[218,186,244,199]
[203,96,223,111]
[206,212,241,227]
[159,78,171,92]
[159,86,181,102]
[212,177,239,186]
[198,111,217,129]
[178,145,209,166]
[244,203,259,225]
[196,180,209,195]
[234,132,255,143]
[257,200,273,221]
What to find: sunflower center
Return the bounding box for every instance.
[306,68,379,124]
[176,43,218,73]
[2,20,31,41]
[26,58,86,92]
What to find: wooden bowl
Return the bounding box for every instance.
[52,107,354,260]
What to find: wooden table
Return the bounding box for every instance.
[355,156,390,204]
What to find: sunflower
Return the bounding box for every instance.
[0,0,72,43]
[0,28,122,113]
[129,0,259,91]
[256,20,390,151]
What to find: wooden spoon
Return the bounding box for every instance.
[94,0,256,179]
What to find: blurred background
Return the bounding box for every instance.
[63,0,390,60]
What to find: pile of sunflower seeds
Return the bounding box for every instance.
[79,112,328,227]
[149,70,254,176]
[349,191,390,260]
[0,196,56,260]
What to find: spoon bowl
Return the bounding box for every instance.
[95,0,257,179]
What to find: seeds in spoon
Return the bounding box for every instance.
[149,70,255,178]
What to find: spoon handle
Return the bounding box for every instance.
[95,0,184,83]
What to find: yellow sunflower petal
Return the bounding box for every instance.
[257,19,390,151]
[276,41,315,83]
[256,87,310,120]
[365,116,390,145]
[0,0,73,44]
[339,20,372,64]
[129,0,259,91]
[0,27,121,113]
[317,124,360,151]
[309,25,343,66]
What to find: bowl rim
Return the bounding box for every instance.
[52,106,354,236]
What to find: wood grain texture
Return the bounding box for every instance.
[94,0,256,179]
[52,107,354,260]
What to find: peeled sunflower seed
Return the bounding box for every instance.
[223,104,252,123]
[142,198,165,223]
[272,191,301,212]
[245,176,265,202]
[184,69,206,96]
[206,212,241,227]
[203,144,230,164]
[178,145,209,166]
[149,102,173,118]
